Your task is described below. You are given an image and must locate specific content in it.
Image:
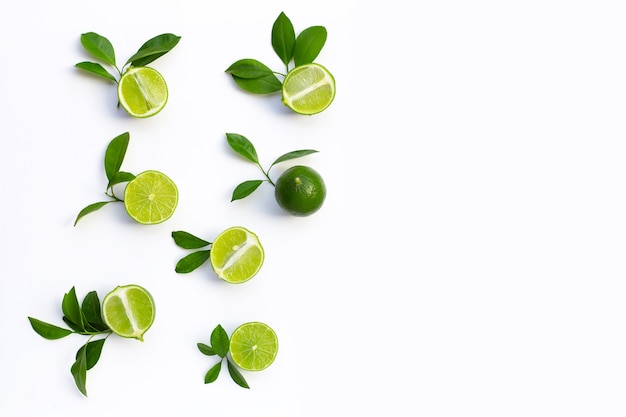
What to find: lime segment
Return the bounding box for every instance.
[281,63,335,115]
[124,170,178,225]
[209,227,264,283]
[230,322,278,371]
[102,285,155,341]
[118,66,168,118]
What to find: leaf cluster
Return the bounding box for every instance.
[225,132,318,201]
[28,287,111,396]
[225,12,328,94]
[74,132,136,225]
[171,230,212,274]
[76,32,181,82]
[197,324,249,389]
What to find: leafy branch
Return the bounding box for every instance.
[197,324,249,389]
[171,230,212,273]
[74,132,136,226]
[28,287,112,396]
[225,132,318,201]
[75,32,181,83]
[225,12,327,94]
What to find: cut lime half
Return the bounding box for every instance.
[118,66,168,118]
[209,226,264,283]
[281,63,335,115]
[102,284,155,341]
[124,170,178,225]
[229,322,278,371]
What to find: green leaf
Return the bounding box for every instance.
[28,317,72,340]
[231,180,264,201]
[107,171,135,190]
[62,287,84,333]
[227,359,250,389]
[272,12,296,66]
[104,132,130,181]
[81,291,108,332]
[225,133,258,163]
[71,346,88,396]
[197,343,216,356]
[76,339,106,370]
[80,32,116,66]
[171,231,211,249]
[126,33,181,67]
[75,62,117,82]
[175,250,211,274]
[62,317,85,333]
[225,59,275,79]
[74,201,114,226]
[231,73,282,94]
[210,325,229,358]
[270,149,319,169]
[204,361,222,384]
[294,26,327,67]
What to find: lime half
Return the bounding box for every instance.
[124,170,178,225]
[281,63,335,115]
[102,285,155,341]
[118,66,168,118]
[230,322,278,371]
[209,226,264,283]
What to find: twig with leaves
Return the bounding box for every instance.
[74,132,136,225]
[76,32,181,84]
[28,287,112,397]
[225,11,328,94]
[197,324,250,389]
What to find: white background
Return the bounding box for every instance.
[1,0,626,416]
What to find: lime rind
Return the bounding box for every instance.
[274,165,327,216]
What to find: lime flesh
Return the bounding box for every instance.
[124,170,178,225]
[209,227,264,283]
[118,66,168,118]
[229,322,278,371]
[102,285,155,341]
[281,63,335,115]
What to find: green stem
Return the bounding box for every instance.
[257,163,275,186]
[80,330,113,337]
[105,188,124,202]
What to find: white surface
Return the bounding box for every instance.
[2,0,626,416]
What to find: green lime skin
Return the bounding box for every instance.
[274,165,326,216]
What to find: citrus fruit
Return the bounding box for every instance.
[124,170,178,225]
[229,322,278,371]
[209,226,264,284]
[274,165,326,216]
[102,284,155,341]
[117,66,168,118]
[281,63,336,115]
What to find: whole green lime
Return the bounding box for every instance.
[274,165,326,216]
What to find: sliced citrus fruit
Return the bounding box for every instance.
[229,322,278,371]
[281,63,335,115]
[117,66,168,118]
[102,284,155,341]
[124,170,178,225]
[209,226,264,283]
